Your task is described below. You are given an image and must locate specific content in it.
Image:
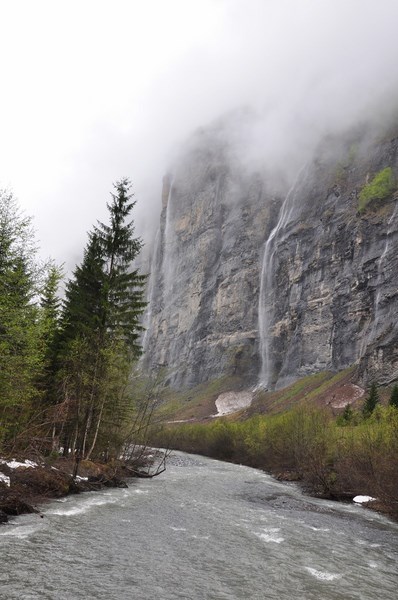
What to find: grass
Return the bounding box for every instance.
[154,375,245,422]
[358,167,395,212]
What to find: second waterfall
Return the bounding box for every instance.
[258,165,309,388]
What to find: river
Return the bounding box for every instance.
[1,453,397,599]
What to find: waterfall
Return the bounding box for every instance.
[258,165,308,388]
[141,176,173,356]
[141,228,161,353]
[162,180,174,307]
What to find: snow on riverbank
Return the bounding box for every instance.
[0,459,38,488]
[0,459,38,470]
[353,495,376,504]
[0,473,10,487]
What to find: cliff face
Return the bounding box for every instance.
[142,123,279,387]
[260,131,398,389]
[142,119,398,390]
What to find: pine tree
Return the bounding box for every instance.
[341,403,354,424]
[0,190,44,449]
[93,177,147,354]
[362,382,379,418]
[389,384,398,409]
[56,179,147,459]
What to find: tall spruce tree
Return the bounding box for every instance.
[362,382,379,418]
[389,384,398,409]
[56,179,146,459]
[0,190,44,448]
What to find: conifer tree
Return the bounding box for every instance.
[362,382,379,418]
[341,403,354,424]
[56,179,147,459]
[0,190,44,448]
[389,384,398,409]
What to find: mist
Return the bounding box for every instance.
[1,0,398,271]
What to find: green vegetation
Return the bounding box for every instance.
[338,403,354,425]
[362,382,379,417]
[358,167,395,212]
[151,402,398,514]
[389,384,398,408]
[0,190,50,448]
[0,180,147,461]
[54,178,147,460]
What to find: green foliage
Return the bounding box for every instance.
[362,382,379,418]
[56,179,147,459]
[0,190,48,447]
[152,401,398,509]
[389,384,398,409]
[336,403,354,426]
[0,182,148,458]
[358,167,395,212]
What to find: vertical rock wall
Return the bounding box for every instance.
[142,121,398,390]
[260,131,398,388]
[141,125,277,387]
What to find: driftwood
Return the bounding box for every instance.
[125,464,166,478]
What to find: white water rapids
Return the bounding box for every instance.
[1,452,397,599]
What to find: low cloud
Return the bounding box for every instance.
[0,0,397,269]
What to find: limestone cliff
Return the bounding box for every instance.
[142,118,398,390]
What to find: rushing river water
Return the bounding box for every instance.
[1,453,397,599]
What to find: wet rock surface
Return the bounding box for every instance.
[143,119,398,389]
[263,132,398,388]
[142,117,280,388]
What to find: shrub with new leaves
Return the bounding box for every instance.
[358,167,395,212]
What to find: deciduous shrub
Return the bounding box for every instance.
[358,167,395,212]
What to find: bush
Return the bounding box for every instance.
[389,384,398,409]
[358,167,395,212]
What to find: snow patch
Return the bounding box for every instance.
[0,459,38,469]
[0,472,10,487]
[353,495,376,504]
[214,391,253,416]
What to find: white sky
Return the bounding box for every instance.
[1,0,398,271]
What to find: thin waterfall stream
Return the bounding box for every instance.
[258,166,309,387]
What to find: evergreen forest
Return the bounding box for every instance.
[0,179,147,461]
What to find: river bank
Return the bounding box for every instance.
[150,413,398,523]
[0,453,155,523]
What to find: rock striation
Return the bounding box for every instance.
[142,118,398,390]
[260,128,398,389]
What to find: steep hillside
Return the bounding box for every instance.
[260,128,398,389]
[142,118,281,388]
[142,117,398,391]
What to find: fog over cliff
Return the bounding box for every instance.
[1,0,398,271]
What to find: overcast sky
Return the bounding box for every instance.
[1,0,398,271]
